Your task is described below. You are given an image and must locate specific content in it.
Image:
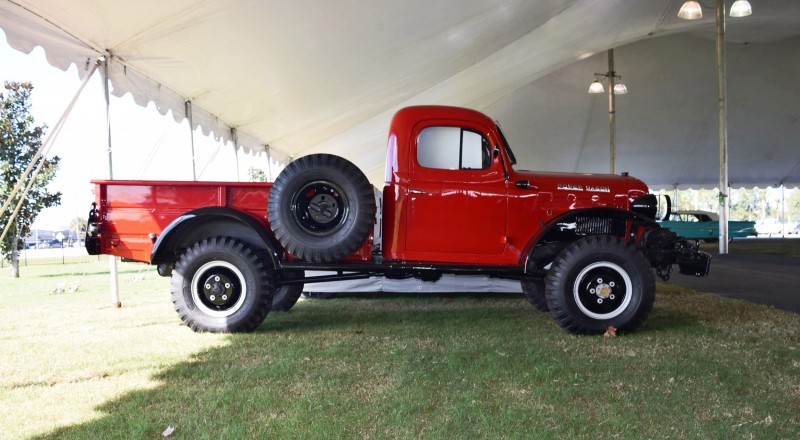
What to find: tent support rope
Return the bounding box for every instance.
[0,61,99,244]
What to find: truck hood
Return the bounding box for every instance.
[513,170,649,196]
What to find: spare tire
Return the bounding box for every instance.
[268,154,376,262]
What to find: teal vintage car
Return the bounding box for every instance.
[658,210,757,242]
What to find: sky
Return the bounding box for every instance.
[0,29,270,231]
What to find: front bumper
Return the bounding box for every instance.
[676,250,711,277]
[643,228,711,280]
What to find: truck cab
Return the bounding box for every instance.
[383,106,652,267]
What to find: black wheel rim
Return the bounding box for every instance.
[191,261,247,317]
[572,261,632,319]
[291,180,349,236]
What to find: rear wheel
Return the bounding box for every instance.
[268,154,376,262]
[170,237,272,332]
[271,270,305,311]
[545,235,654,334]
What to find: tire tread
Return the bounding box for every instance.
[545,235,655,334]
[170,237,273,332]
[267,154,376,262]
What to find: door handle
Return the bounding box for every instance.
[408,189,428,195]
[515,180,537,190]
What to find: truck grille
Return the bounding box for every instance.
[575,216,613,235]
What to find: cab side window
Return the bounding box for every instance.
[417,127,491,170]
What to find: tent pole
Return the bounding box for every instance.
[265,145,272,181]
[607,49,616,175]
[102,56,121,308]
[716,0,730,254]
[232,128,240,181]
[235,147,240,181]
[781,183,785,238]
[103,58,114,180]
[186,100,197,181]
[673,184,679,211]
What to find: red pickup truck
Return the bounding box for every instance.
[86,105,709,334]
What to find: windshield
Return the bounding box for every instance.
[495,124,517,166]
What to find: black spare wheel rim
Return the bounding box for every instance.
[292,180,348,236]
[191,261,246,317]
[573,261,631,320]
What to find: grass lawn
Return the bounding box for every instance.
[1,259,798,439]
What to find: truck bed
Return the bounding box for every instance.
[92,180,272,262]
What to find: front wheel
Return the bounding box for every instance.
[170,237,273,332]
[521,279,548,312]
[545,235,655,334]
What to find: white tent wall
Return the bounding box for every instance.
[486,33,800,190]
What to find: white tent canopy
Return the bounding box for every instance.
[1,0,799,188]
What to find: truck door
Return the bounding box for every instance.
[405,124,508,262]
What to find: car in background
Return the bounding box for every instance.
[789,222,800,235]
[659,210,757,242]
[755,219,785,237]
[38,239,64,249]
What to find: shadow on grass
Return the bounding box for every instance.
[34,294,797,439]
[35,267,151,278]
[36,300,551,439]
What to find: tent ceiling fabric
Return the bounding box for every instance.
[1,0,799,188]
[488,32,800,190]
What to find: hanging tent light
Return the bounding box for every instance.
[678,1,752,20]
[678,1,704,19]
[729,0,753,17]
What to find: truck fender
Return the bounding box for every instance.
[150,207,281,272]
[521,207,661,272]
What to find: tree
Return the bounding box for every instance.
[788,189,800,223]
[69,216,86,243]
[247,166,269,182]
[0,81,61,277]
